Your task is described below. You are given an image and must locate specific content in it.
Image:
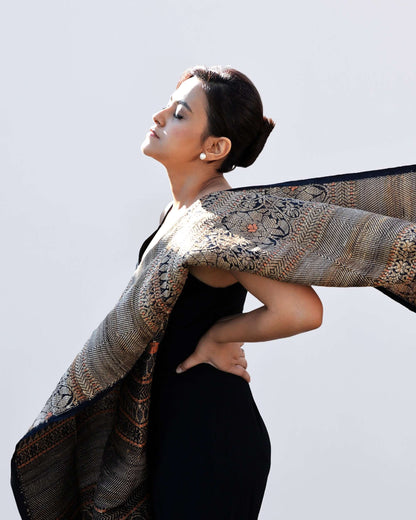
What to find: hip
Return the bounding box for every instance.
[148,363,271,449]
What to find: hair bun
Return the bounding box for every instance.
[237,117,276,168]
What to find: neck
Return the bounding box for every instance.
[165,163,232,211]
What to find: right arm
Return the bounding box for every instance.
[176,269,323,381]
[206,270,323,344]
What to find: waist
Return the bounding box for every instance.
[151,361,251,392]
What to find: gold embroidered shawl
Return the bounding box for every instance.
[11,163,416,519]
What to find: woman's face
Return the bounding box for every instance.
[141,76,210,167]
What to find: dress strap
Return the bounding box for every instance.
[136,202,173,267]
[159,201,174,224]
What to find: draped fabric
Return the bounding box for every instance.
[11,163,416,519]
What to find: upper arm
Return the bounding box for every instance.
[231,270,324,329]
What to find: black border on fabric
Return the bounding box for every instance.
[214,162,416,194]
[11,456,30,520]
[376,287,416,313]
[13,381,118,443]
[10,382,120,520]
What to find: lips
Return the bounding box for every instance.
[149,128,159,139]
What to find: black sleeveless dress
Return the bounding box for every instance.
[137,210,271,520]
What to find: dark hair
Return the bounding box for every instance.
[176,65,276,174]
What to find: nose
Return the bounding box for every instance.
[152,107,167,126]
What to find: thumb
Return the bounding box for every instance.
[176,352,203,374]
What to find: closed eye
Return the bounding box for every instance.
[160,106,183,120]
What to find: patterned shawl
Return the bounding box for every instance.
[11,163,416,519]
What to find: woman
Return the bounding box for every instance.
[12,65,415,520]
[139,65,323,519]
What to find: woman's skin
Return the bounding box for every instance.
[140,75,323,383]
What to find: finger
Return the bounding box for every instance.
[232,353,247,368]
[228,365,251,383]
[176,352,204,374]
[233,356,248,368]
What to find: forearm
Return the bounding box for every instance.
[207,304,321,344]
[176,279,322,380]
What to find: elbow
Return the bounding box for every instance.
[267,285,324,337]
[293,293,323,333]
[302,297,323,332]
[307,307,323,331]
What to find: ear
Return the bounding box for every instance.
[203,136,232,163]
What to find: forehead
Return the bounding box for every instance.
[172,76,206,109]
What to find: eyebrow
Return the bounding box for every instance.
[169,96,193,113]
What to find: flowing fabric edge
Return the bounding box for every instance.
[375,286,416,313]
[205,162,416,196]
[10,382,120,520]
[11,457,30,520]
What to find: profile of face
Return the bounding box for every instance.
[140,76,211,168]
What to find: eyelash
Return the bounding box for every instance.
[160,106,183,120]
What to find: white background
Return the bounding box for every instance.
[1,1,416,518]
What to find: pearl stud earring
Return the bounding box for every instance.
[200,152,207,160]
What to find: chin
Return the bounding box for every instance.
[140,139,153,156]
[140,138,167,165]
[141,147,157,160]
[141,145,163,165]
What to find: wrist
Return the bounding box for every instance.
[205,323,223,344]
[205,313,245,344]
